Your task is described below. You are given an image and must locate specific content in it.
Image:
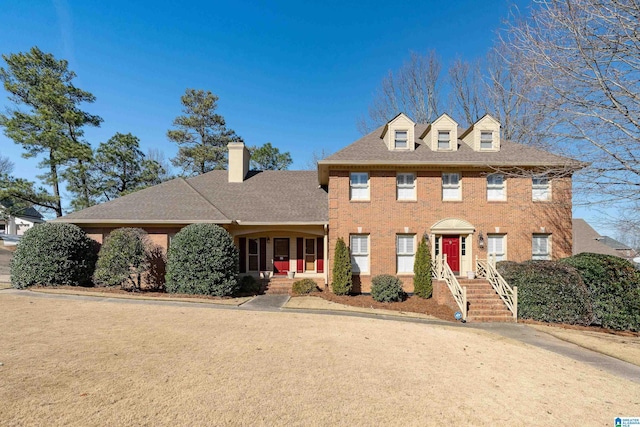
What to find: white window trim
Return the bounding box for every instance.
[438,130,451,150]
[350,172,369,201]
[442,172,461,201]
[350,234,370,274]
[396,172,416,201]
[480,131,493,150]
[396,234,416,274]
[532,177,551,201]
[394,130,408,150]
[487,174,506,201]
[532,234,551,260]
[487,234,506,262]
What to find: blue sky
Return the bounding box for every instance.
[0,0,613,234]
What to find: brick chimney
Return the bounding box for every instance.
[228,141,250,183]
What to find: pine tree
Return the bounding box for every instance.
[331,237,352,295]
[413,235,432,298]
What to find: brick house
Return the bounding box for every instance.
[57,113,581,296]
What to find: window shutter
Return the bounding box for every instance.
[259,237,267,271]
[239,238,247,274]
[296,237,304,272]
[317,237,324,273]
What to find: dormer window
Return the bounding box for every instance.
[438,131,450,150]
[395,131,408,149]
[480,131,493,150]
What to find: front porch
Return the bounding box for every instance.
[228,224,328,285]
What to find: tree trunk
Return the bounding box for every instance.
[50,149,63,217]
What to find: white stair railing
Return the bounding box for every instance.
[475,255,518,322]
[431,254,467,321]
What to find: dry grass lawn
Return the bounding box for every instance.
[1,293,639,426]
[529,323,640,367]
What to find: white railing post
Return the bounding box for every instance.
[513,286,518,323]
[462,286,467,322]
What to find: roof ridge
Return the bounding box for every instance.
[179,178,232,221]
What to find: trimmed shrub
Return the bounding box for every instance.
[236,275,261,296]
[292,278,318,295]
[93,228,151,291]
[332,237,352,295]
[497,260,593,325]
[413,235,432,298]
[371,274,405,302]
[562,253,640,331]
[165,224,239,296]
[11,222,98,288]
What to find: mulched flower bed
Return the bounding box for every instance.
[33,285,236,301]
[308,290,456,322]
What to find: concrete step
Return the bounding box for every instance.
[468,315,515,323]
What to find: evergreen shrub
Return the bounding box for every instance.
[371,274,405,302]
[331,237,352,295]
[236,275,261,296]
[562,253,640,331]
[292,278,318,295]
[93,227,151,290]
[165,224,239,296]
[497,260,593,325]
[413,235,432,298]
[11,222,98,288]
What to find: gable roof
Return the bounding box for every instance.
[572,218,621,257]
[1,202,44,221]
[318,124,583,184]
[56,170,328,225]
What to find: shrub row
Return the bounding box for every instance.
[497,260,593,325]
[561,253,640,331]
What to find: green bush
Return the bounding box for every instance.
[292,278,318,295]
[93,228,151,291]
[165,224,239,296]
[11,222,98,288]
[497,260,593,325]
[371,274,405,302]
[332,237,352,295]
[413,235,432,298]
[236,275,261,296]
[562,253,640,331]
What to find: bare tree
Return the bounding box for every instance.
[0,155,13,176]
[449,49,551,148]
[503,0,640,209]
[359,50,442,133]
[304,148,332,170]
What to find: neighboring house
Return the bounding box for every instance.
[56,113,582,292]
[572,218,638,262]
[0,205,45,236]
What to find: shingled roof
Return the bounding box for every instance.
[318,124,583,184]
[57,170,328,224]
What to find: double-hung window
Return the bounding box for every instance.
[395,131,408,149]
[487,174,505,201]
[532,234,551,260]
[350,235,369,273]
[350,172,369,200]
[442,173,461,200]
[532,177,550,201]
[487,234,506,261]
[438,131,450,150]
[480,131,493,150]
[397,173,416,200]
[397,234,415,273]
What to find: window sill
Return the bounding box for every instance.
[349,199,371,203]
[442,199,463,203]
[487,199,508,203]
[397,273,414,276]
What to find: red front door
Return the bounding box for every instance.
[442,236,460,274]
[273,238,290,274]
